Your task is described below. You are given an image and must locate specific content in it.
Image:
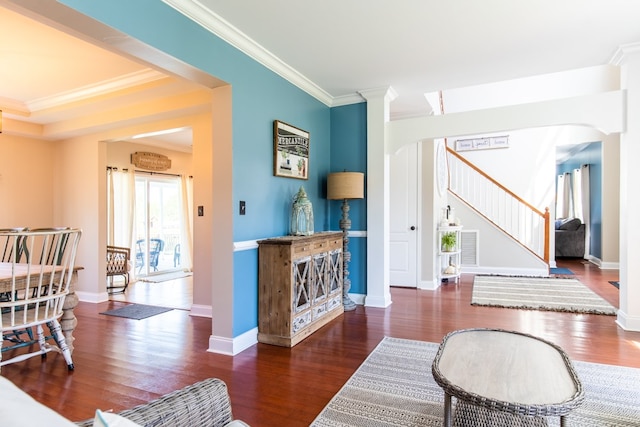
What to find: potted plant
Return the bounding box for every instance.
[441,231,456,252]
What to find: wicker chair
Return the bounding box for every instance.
[106,245,131,293]
[74,378,248,427]
[0,228,82,371]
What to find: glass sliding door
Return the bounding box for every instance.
[135,174,183,276]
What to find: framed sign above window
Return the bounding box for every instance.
[274,120,309,180]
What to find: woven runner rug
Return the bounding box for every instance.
[471,275,617,315]
[311,337,640,427]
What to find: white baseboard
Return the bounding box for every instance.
[208,327,258,355]
[463,266,549,277]
[349,293,366,305]
[419,280,440,290]
[190,304,212,318]
[364,294,392,308]
[584,256,619,270]
[616,310,640,332]
[76,291,108,303]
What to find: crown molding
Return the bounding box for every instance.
[359,86,398,103]
[610,42,640,66]
[332,93,366,108]
[0,97,29,116]
[27,69,166,113]
[162,0,335,107]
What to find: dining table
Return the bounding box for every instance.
[0,262,82,353]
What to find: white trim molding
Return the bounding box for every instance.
[208,327,258,355]
[76,291,109,304]
[234,239,259,252]
[28,69,166,113]
[616,310,640,332]
[190,304,212,318]
[463,266,549,277]
[163,0,337,107]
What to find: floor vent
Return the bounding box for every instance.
[461,230,479,267]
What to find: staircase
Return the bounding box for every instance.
[446,146,550,263]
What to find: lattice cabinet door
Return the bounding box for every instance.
[312,253,328,303]
[291,256,312,334]
[328,248,342,296]
[292,256,311,313]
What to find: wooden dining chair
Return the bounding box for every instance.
[0,228,82,371]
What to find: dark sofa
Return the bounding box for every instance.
[555,218,585,258]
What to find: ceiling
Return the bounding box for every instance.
[2,1,640,148]
[0,3,201,150]
[187,0,640,117]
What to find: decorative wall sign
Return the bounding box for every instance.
[131,152,172,171]
[274,120,309,180]
[455,135,509,152]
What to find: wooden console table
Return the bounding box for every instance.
[258,232,344,347]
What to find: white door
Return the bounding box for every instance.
[389,143,418,287]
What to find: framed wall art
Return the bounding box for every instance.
[274,120,309,180]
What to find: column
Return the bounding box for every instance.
[614,44,640,331]
[359,87,397,308]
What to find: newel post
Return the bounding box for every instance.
[544,207,550,263]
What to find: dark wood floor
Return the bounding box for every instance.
[2,259,639,426]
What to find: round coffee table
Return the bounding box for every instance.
[432,329,584,427]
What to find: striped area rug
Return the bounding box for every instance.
[311,337,640,427]
[471,275,617,315]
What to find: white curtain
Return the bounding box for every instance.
[107,168,136,248]
[556,172,572,219]
[572,168,583,221]
[580,165,591,258]
[556,165,591,257]
[179,175,194,271]
[107,168,137,279]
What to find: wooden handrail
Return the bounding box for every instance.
[447,147,546,217]
[446,146,550,263]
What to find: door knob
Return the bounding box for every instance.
[410,226,416,231]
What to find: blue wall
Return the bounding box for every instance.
[61,0,336,337]
[330,103,368,294]
[556,142,602,259]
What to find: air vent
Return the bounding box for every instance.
[460,230,479,266]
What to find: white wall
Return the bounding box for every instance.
[450,197,547,275]
[441,64,620,113]
[106,141,193,174]
[449,127,559,213]
[389,65,624,283]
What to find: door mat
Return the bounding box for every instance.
[550,267,574,275]
[609,281,620,289]
[100,304,173,320]
[472,275,617,315]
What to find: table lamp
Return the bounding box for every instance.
[327,171,364,311]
